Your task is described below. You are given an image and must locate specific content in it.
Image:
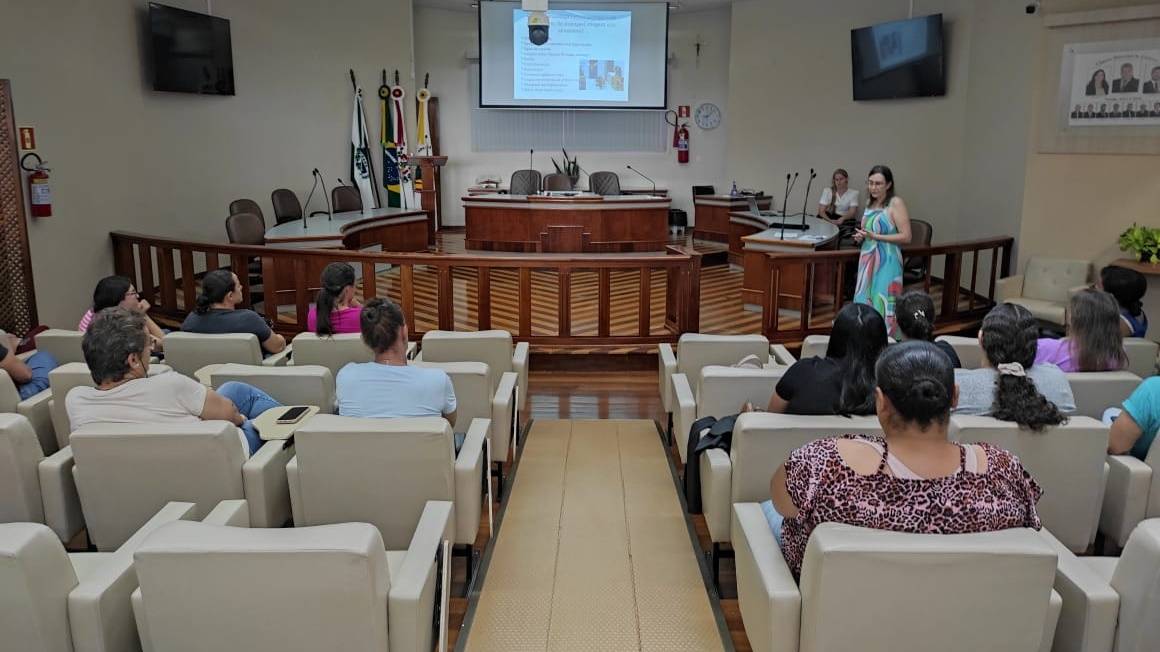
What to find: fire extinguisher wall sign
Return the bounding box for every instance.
[677,124,690,164]
[20,153,51,217]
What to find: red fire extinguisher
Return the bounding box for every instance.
[21,153,52,217]
[676,123,690,164]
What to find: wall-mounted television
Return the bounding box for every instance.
[148,3,235,95]
[851,14,945,101]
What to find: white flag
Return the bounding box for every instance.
[350,88,378,211]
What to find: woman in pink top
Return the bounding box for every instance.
[763,341,1043,577]
[79,275,166,350]
[307,262,362,335]
[1035,288,1128,372]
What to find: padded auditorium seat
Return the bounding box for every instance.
[0,364,55,456]
[672,364,787,465]
[1102,438,1160,550]
[207,363,336,414]
[934,335,985,368]
[47,362,173,450]
[997,257,1091,327]
[290,332,416,376]
[131,507,452,652]
[730,516,1066,652]
[162,331,290,380]
[1066,371,1143,419]
[0,413,83,544]
[417,329,529,412]
[31,329,86,365]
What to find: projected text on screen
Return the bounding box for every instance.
[514,10,632,102]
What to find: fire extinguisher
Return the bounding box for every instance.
[20,153,52,217]
[676,124,690,164]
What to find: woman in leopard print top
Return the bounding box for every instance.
[764,341,1043,577]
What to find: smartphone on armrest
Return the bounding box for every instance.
[275,406,311,425]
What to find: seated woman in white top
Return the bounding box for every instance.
[817,168,860,226]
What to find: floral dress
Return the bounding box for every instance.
[854,204,904,338]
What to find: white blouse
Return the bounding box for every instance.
[818,187,860,214]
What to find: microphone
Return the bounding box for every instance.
[302,169,321,230]
[799,168,816,229]
[318,171,332,219]
[625,165,656,193]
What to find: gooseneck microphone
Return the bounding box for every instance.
[302,169,321,230]
[625,165,656,193]
[800,168,817,228]
[318,171,331,219]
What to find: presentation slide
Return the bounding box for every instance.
[480,2,668,109]
[514,10,632,102]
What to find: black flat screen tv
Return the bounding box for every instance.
[851,14,945,101]
[148,3,235,95]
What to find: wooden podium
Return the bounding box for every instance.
[411,155,447,245]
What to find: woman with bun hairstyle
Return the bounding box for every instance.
[954,303,1074,428]
[308,262,362,335]
[896,291,961,367]
[180,269,286,354]
[761,341,1044,577]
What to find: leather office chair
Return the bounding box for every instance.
[270,188,304,225]
[542,172,573,191]
[225,212,265,246]
[509,169,542,196]
[228,198,266,229]
[903,219,933,285]
[692,185,716,196]
[0,413,83,544]
[588,171,622,195]
[331,185,362,213]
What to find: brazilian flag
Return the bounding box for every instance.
[380,82,401,208]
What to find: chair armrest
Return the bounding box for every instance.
[261,345,292,367]
[130,587,151,652]
[491,372,518,463]
[286,456,303,526]
[672,373,696,465]
[512,341,529,412]
[659,343,677,413]
[996,275,1024,302]
[453,419,488,546]
[17,388,59,454]
[241,440,294,528]
[731,503,801,652]
[700,448,733,542]
[39,446,85,543]
[1043,590,1062,652]
[68,501,198,652]
[203,499,251,527]
[390,500,454,652]
[1035,530,1119,652]
[1100,454,1152,548]
[769,344,796,366]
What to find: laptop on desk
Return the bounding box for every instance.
[746,196,779,218]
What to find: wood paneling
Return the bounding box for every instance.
[693,195,771,242]
[464,199,669,252]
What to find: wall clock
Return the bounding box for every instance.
[694,102,721,130]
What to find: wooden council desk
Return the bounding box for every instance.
[463,193,671,252]
[693,194,771,242]
[739,217,841,312]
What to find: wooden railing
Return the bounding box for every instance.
[109,231,701,347]
[762,236,1014,343]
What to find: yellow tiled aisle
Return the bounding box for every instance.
[464,420,725,652]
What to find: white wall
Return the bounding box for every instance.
[726,0,1038,244]
[1,0,413,326]
[414,4,734,225]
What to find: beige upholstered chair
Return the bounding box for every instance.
[208,363,335,414]
[798,334,830,360]
[0,414,84,544]
[934,335,985,368]
[132,506,452,652]
[1061,518,1160,652]
[413,360,517,495]
[0,367,56,456]
[1102,440,1160,550]
[47,362,174,450]
[417,329,529,412]
[162,331,290,380]
[731,515,1065,652]
[997,257,1091,327]
[287,415,486,551]
[950,415,1108,553]
[701,413,882,584]
[68,421,294,550]
[32,329,86,365]
[290,332,417,376]
[1124,338,1158,378]
[659,334,787,437]
[0,501,197,652]
[1067,371,1143,419]
[672,365,786,464]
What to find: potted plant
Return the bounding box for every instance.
[551,149,580,188]
[1118,223,1160,264]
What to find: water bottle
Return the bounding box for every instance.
[730,180,738,196]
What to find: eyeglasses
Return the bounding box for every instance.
[126,290,140,299]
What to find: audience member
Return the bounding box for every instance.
[0,331,56,399]
[765,303,887,416]
[954,303,1074,426]
[1107,378,1160,460]
[79,275,166,350]
[336,297,456,423]
[1036,288,1128,372]
[1100,265,1149,338]
[896,291,961,367]
[761,341,1043,577]
[67,307,282,454]
[308,262,362,335]
[181,269,286,354]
